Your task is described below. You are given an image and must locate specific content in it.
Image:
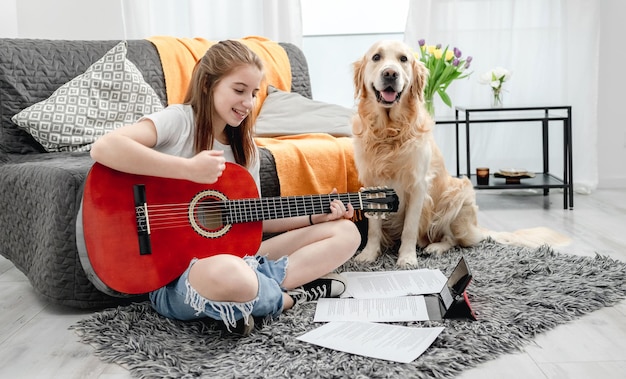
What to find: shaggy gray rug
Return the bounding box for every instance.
[71,242,626,378]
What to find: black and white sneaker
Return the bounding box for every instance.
[287,273,346,306]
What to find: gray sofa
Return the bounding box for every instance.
[0,38,312,308]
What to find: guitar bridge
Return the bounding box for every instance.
[133,184,152,255]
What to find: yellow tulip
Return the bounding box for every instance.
[416,38,473,114]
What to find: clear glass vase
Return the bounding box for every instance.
[425,98,435,117]
[491,89,503,108]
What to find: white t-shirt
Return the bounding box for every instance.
[141,104,261,192]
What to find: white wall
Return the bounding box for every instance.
[0,0,18,37]
[0,0,125,40]
[301,0,409,36]
[597,0,626,188]
[301,0,408,107]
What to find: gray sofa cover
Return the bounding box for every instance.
[0,38,311,308]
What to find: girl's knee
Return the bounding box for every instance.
[189,255,258,302]
[344,218,362,239]
[334,219,362,254]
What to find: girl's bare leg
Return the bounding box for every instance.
[259,218,361,302]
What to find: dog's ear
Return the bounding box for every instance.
[353,57,366,100]
[411,59,429,103]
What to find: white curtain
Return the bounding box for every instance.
[120,0,303,47]
[404,0,599,193]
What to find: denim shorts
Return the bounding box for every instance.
[149,255,288,329]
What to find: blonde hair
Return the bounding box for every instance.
[184,40,264,168]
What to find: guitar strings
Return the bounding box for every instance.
[146,203,333,230]
[142,193,372,231]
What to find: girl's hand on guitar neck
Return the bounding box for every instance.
[310,188,355,225]
[184,150,226,184]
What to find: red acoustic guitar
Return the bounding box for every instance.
[77,162,398,296]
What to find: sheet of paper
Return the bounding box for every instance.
[340,269,447,298]
[297,321,444,363]
[313,296,430,322]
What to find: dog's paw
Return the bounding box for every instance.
[354,246,380,263]
[396,247,418,267]
[423,242,452,256]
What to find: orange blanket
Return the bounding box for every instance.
[147,35,291,116]
[255,134,361,196]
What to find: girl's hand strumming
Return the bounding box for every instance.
[185,150,226,184]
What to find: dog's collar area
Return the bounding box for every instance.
[373,84,401,106]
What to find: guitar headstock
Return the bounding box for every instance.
[359,187,399,217]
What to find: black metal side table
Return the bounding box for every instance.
[439,105,573,210]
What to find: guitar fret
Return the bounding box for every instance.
[236,199,244,223]
[266,198,273,220]
[297,196,302,215]
[245,199,255,221]
[231,199,239,223]
[312,194,320,214]
[264,198,271,220]
[287,197,293,218]
[246,198,253,223]
[315,195,322,215]
[235,200,241,223]
[259,198,266,221]
[288,197,296,218]
[298,195,307,216]
[274,197,280,219]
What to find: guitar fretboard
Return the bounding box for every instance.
[222,193,363,224]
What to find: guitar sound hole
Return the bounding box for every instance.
[194,198,223,230]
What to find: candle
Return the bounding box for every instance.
[476,167,490,185]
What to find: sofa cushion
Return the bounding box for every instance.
[254,86,353,137]
[11,41,164,152]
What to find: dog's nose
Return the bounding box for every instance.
[382,68,398,80]
[382,68,399,86]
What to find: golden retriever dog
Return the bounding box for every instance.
[351,40,569,267]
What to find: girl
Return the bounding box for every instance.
[90,40,361,336]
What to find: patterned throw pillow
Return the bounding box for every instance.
[11,41,164,152]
